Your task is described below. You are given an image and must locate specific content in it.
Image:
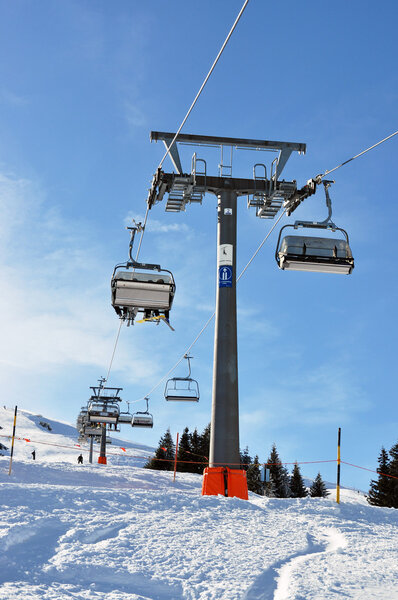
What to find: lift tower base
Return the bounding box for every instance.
[202,467,248,499]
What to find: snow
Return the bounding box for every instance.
[1,408,398,599]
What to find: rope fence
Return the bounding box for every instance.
[2,434,398,481]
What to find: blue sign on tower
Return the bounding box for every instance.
[218,265,233,288]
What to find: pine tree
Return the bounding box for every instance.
[145,428,175,471]
[189,427,204,474]
[290,463,308,498]
[247,455,263,495]
[388,442,398,508]
[280,467,291,498]
[199,423,210,471]
[263,474,276,497]
[367,447,392,507]
[266,444,290,498]
[310,472,330,498]
[240,446,252,471]
[177,427,192,473]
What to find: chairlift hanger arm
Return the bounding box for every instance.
[126,225,161,271]
[284,178,334,216]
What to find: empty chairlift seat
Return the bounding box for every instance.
[131,412,153,428]
[117,413,133,424]
[131,397,153,428]
[276,181,354,275]
[164,354,200,402]
[277,234,354,274]
[164,377,200,402]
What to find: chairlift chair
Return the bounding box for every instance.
[111,225,176,326]
[276,182,354,275]
[87,401,120,424]
[164,354,200,402]
[83,425,102,436]
[118,413,133,424]
[118,400,133,424]
[131,397,154,428]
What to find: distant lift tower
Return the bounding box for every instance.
[147,132,307,499]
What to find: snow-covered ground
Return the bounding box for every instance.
[1,408,398,600]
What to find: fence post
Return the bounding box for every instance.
[336,427,341,503]
[173,432,179,482]
[8,406,18,476]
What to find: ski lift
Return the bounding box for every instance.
[87,401,120,424]
[164,354,200,402]
[83,425,102,436]
[118,413,132,424]
[76,408,88,433]
[118,400,133,424]
[276,182,354,274]
[111,224,176,327]
[132,397,154,428]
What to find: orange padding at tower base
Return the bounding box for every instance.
[202,467,248,500]
[98,456,107,464]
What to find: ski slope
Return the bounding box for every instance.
[1,408,398,600]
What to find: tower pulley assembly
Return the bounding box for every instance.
[111,224,176,327]
[276,181,354,274]
[164,354,200,402]
[87,384,122,425]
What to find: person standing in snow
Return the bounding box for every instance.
[77,454,83,464]
[31,450,36,460]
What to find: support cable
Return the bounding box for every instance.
[98,175,151,391]
[158,0,250,170]
[136,210,286,402]
[135,129,398,402]
[134,204,150,262]
[97,318,123,396]
[320,130,398,179]
[237,209,287,282]
[101,1,250,395]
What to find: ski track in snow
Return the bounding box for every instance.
[1,408,398,600]
[243,528,347,600]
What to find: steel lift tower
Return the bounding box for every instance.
[147,132,307,498]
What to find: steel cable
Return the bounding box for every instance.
[137,210,286,402]
[99,2,250,391]
[320,130,398,179]
[157,0,250,170]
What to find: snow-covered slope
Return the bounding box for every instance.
[0,406,154,468]
[1,408,398,600]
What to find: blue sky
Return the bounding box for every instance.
[0,0,397,491]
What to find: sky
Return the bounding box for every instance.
[0,0,397,491]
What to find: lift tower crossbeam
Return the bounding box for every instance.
[148,132,306,497]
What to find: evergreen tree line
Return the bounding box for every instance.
[145,427,329,498]
[367,441,398,508]
[145,425,210,475]
[241,443,329,498]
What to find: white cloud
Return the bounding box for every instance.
[0,89,28,107]
[240,361,367,431]
[237,306,279,339]
[124,101,147,130]
[124,212,190,234]
[0,171,159,385]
